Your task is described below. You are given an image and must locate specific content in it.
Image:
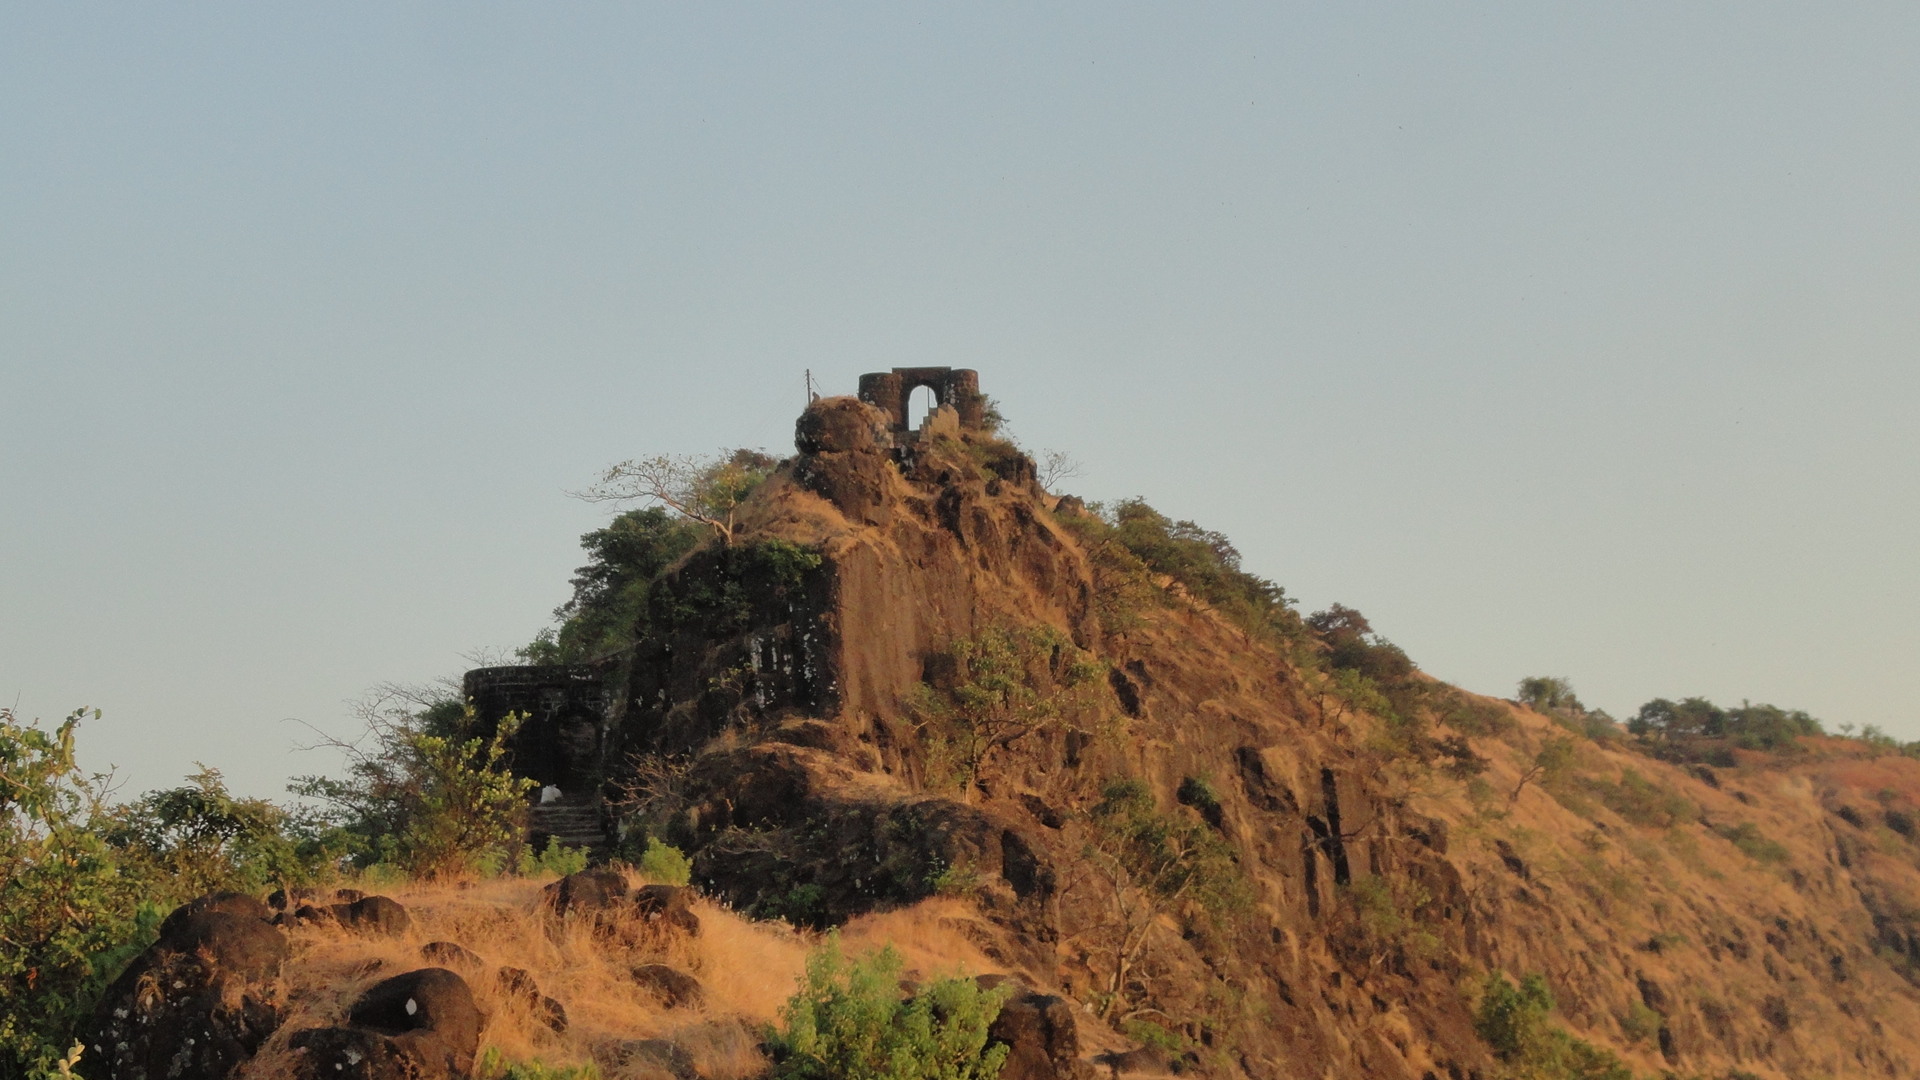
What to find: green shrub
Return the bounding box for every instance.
[1585,769,1696,829]
[909,624,1104,800]
[1476,972,1555,1060]
[1079,779,1247,1018]
[291,703,536,878]
[1619,1001,1662,1045]
[1339,875,1442,969]
[1512,738,1580,807]
[1119,1019,1185,1054]
[0,708,165,1079]
[1474,972,1632,1080]
[516,837,590,878]
[1307,605,1415,687]
[926,858,981,898]
[1048,511,1157,636]
[640,837,693,886]
[1628,696,1821,756]
[1105,500,1300,641]
[1055,499,1303,645]
[768,936,1009,1080]
[1441,695,1518,739]
[1176,776,1223,827]
[477,1047,602,1080]
[105,765,316,895]
[1713,822,1789,864]
[519,506,704,664]
[1518,678,1582,714]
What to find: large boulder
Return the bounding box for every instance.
[420,941,484,970]
[630,964,705,1009]
[332,895,412,936]
[293,967,482,1080]
[289,1027,452,1080]
[348,968,483,1073]
[80,904,288,1080]
[158,890,274,938]
[544,868,630,916]
[794,397,890,455]
[978,977,1094,1080]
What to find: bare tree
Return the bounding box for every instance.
[1038,449,1084,491]
[570,450,774,545]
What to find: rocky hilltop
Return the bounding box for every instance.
[453,378,1920,1080]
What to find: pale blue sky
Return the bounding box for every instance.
[4,4,1917,797]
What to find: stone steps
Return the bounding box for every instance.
[528,795,609,853]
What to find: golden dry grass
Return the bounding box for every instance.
[239,872,1009,1080]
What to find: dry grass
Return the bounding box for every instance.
[242,870,807,1079]
[238,874,1011,1080]
[838,897,1003,983]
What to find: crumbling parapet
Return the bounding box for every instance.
[857,367,984,432]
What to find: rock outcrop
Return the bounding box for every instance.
[497,392,1920,1080]
[291,967,483,1080]
[81,899,288,1080]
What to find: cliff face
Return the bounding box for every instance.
[602,395,1920,1080]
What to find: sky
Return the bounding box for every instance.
[3,3,1917,798]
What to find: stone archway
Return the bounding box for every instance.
[856,367,985,431]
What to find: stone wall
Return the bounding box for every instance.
[461,665,610,792]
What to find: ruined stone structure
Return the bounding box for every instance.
[856,367,985,432]
[461,665,609,792]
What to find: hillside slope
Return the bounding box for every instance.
[587,395,1920,1080]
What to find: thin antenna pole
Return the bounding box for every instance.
[805,368,815,403]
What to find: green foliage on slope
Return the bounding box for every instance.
[768,936,1010,1080]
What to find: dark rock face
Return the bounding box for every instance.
[288,968,484,1080]
[545,868,630,915]
[792,437,901,528]
[977,978,1092,1080]
[333,895,412,936]
[81,905,288,1080]
[630,964,705,1009]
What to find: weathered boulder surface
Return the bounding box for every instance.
[157,890,275,937]
[629,964,705,1009]
[420,941,484,969]
[495,967,568,1033]
[332,894,412,936]
[792,395,890,455]
[544,868,630,915]
[80,901,288,1080]
[632,884,701,936]
[292,967,482,1080]
[976,977,1093,1080]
